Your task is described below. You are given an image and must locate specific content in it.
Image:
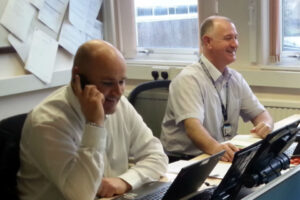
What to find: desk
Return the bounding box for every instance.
[98,154,224,200]
[99,115,300,200]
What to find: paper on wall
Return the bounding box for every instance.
[25,29,58,84]
[38,0,68,33]
[0,0,36,42]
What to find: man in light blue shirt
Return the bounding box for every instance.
[161,16,273,162]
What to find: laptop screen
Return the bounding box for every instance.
[114,151,224,200]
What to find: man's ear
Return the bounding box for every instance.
[71,66,79,81]
[202,35,212,48]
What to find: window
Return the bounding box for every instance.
[102,0,218,61]
[282,0,300,53]
[134,0,199,50]
[267,0,300,66]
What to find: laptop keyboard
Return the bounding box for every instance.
[134,183,170,200]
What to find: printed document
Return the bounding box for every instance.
[25,29,58,84]
[68,0,103,32]
[38,0,68,33]
[0,0,36,41]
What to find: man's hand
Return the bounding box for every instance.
[250,122,272,139]
[72,74,105,126]
[213,143,239,162]
[97,177,132,198]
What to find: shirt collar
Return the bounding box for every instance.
[66,83,85,122]
[200,54,232,82]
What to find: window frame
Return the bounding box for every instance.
[279,0,300,67]
[256,0,300,72]
[102,0,218,64]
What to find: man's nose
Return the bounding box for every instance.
[231,39,239,48]
[113,83,124,95]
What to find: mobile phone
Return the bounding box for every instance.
[78,74,89,89]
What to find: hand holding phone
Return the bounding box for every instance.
[79,74,89,90]
[73,73,105,126]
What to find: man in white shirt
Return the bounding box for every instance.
[17,40,168,200]
[161,16,273,163]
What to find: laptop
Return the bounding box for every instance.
[181,140,263,200]
[114,151,225,200]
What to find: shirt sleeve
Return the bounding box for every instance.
[25,115,107,200]
[117,101,168,189]
[239,75,265,122]
[169,72,206,125]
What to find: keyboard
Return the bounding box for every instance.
[115,182,171,200]
[134,183,170,200]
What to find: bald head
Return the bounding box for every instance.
[73,40,125,73]
[71,40,127,114]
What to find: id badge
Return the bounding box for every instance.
[222,123,232,138]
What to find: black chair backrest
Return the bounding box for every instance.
[128,80,171,105]
[0,113,27,200]
[128,80,171,138]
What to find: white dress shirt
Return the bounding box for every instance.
[17,84,168,200]
[161,55,265,156]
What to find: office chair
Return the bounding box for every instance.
[128,80,171,138]
[0,113,27,200]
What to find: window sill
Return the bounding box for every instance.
[260,64,300,72]
[126,60,300,90]
[237,65,300,89]
[126,58,188,80]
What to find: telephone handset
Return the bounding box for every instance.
[78,74,90,89]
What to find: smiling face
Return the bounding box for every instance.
[202,17,239,72]
[75,40,127,114]
[88,54,126,114]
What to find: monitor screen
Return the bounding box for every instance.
[241,119,300,188]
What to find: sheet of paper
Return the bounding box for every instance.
[86,19,103,40]
[8,33,33,62]
[167,160,198,174]
[58,18,102,55]
[68,0,102,32]
[29,0,45,10]
[38,0,68,33]
[208,162,231,179]
[58,21,86,55]
[226,134,262,149]
[25,29,58,84]
[0,0,36,42]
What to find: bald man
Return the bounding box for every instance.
[17,40,168,200]
[161,16,273,163]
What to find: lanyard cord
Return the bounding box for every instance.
[199,60,229,122]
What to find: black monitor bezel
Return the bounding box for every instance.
[242,119,300,183]
[212,119,300,200]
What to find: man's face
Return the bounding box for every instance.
[207,20,239,68]
[87,57,127,114]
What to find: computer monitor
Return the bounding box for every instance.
[183,119,300,200]
[241,119,300,188]
[241,164,300,200]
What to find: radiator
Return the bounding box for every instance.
[238,105,300,134]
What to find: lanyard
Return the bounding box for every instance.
[199,60,229,122]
